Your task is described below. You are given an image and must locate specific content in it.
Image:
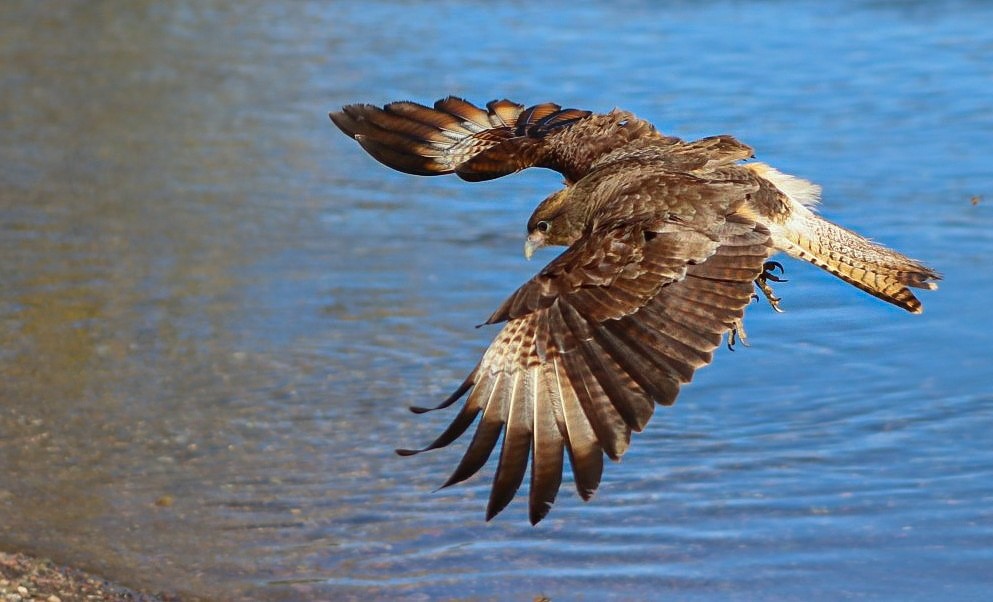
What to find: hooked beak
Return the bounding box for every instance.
[524,231,546,260]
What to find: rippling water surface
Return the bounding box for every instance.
[1,1,991,600]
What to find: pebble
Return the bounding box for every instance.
[0,585,63,602]
[1,551,154,600]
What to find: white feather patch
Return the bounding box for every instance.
[747,162,822,207]
[745,162,823,256]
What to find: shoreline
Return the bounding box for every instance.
[0,552,169,602]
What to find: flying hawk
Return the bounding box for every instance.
[330,97,940,524]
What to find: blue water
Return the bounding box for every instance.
[1,1,991,600]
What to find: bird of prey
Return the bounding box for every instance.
[330,97,940,524]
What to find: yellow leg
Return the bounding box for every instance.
[728,317,749,350]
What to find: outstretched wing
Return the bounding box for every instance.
[400,192,773,524]
[330,96,663,183]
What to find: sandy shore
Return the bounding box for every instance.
[0,552,169,602]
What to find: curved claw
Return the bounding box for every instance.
[761,261,788,283]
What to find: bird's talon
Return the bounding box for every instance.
[728,318,749,350]
[761,261,787,282]
[756,261,787,312]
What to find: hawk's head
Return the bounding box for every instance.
[525,188,584,259]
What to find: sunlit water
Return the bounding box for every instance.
[1,1,991,600]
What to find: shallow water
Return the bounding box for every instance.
[1,1,991,600]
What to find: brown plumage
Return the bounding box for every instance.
[330,96,940,524]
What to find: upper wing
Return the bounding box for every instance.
[330,96,663,183]
[399,209,773,524]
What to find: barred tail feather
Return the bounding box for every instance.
[777,205,940,313]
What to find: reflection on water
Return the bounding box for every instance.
[1,1,992,600]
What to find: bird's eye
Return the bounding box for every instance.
[536,220,550,233]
